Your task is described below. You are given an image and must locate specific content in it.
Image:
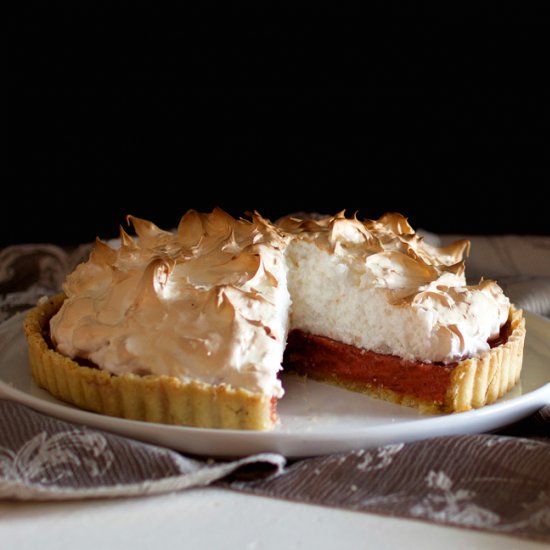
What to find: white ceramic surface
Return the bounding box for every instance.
[1,311,549,458]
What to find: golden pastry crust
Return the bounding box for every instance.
[23,294,275,430]
[447,305,525,412]
[23,295,525,430]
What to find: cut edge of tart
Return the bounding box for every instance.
[284,304,526,414]
[23,294,276,431]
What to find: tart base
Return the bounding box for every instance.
[23,294,276,431]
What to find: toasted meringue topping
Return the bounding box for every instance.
[50,209,511,396]
[51,209,290,397]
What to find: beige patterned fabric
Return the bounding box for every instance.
[0,400,285,500]
[228,423,550,542]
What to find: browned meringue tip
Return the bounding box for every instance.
[375,212,415,235]
[23,294,276,431]
[89,237,117,264]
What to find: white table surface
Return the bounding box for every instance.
[0,487,545,550]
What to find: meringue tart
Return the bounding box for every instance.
[23,209,525,430]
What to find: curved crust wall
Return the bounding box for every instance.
[448,305,525,412]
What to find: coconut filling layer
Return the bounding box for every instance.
[49,210,511,403]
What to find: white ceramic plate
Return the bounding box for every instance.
[1,311,549,458]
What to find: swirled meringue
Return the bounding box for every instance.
[50,209,511,398]
[51,209,291,398]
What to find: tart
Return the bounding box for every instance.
[23,209,526,429]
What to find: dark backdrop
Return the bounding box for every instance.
[7,7,549,246]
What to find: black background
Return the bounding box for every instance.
[7,7,549,246]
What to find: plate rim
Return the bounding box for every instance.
[1,309,549,457]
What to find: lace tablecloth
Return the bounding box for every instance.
[0,239,549,543]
